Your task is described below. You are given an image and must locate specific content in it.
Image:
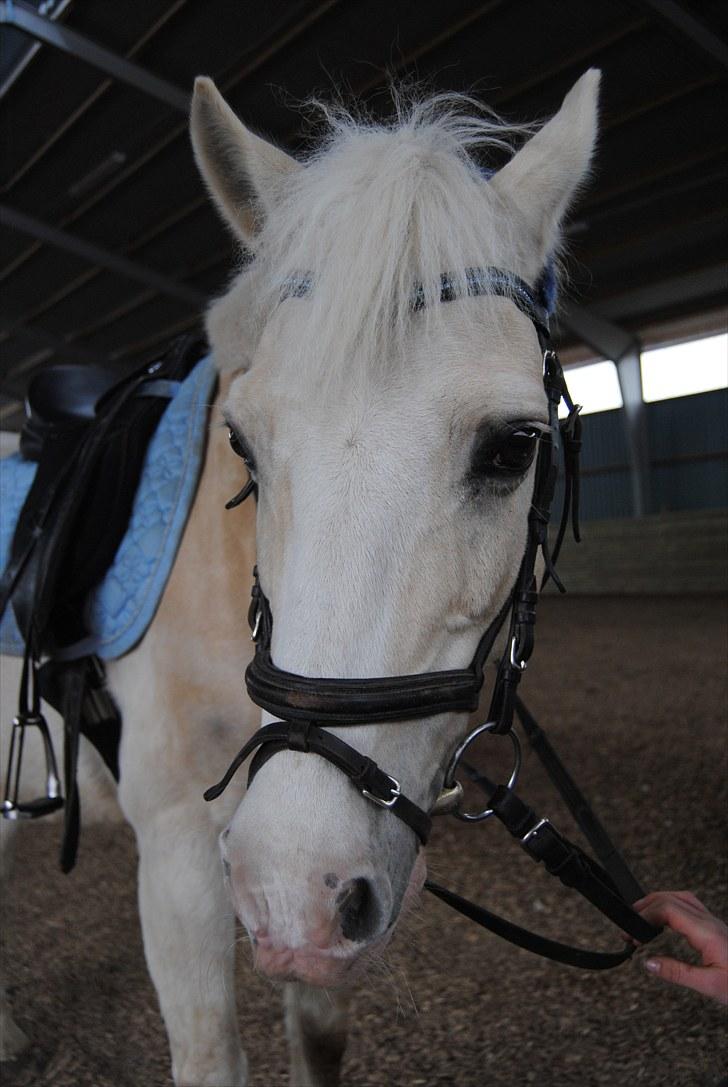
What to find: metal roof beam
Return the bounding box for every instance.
[0,0,190,111]
[0,0,338,294]
[641,0,728,71]
[0,310,107,365]
[0,313,110,389]
[591,263,728,323]
[0,203,205,307]
[560,304,639,363]
[0,0,73,100]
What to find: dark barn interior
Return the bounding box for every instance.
[1,4,727,1087]
[1,0,726,430]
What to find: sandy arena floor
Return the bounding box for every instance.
[1,595,726,1087]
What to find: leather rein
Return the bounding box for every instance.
[205,267,661,969]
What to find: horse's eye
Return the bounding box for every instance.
[472,425,540,478]
[228,429,255,470]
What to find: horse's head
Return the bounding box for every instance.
[190,72,599,986]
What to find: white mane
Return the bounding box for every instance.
[211,95,544,384]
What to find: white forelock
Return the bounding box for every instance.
[212,94,541,387]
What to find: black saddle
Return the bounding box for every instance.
[0,334,209,870]
[27,362,122,422]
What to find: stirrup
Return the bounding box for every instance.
[2,711,64,820]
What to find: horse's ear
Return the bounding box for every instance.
[491,69,600,265]
[190,77,301,244]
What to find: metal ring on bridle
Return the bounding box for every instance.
[443,721,522,822]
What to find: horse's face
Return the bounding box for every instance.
[191,72,599,985]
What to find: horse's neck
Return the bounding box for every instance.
[193,372,251,538]
[111,372,260,798]
[153,372,256,652]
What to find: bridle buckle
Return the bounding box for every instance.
[509,634,528,672]
[362,773,401,809]
[521,817,549,849]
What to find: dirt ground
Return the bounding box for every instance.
[1,595,726,1087]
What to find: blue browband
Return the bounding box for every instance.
[281,264,555,346]
[411,267,551,343]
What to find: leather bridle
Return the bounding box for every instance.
[205,267,662,969]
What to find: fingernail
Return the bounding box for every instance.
[645,959,661,974]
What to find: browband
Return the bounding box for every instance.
[282,265,551,344]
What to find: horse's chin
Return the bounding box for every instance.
[251,851,428,988]
[253,932,391,988]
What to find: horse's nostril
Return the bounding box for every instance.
[337,877,380,942]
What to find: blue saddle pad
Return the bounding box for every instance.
[0,354,217,660]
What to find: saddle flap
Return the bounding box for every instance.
[21,364,126,461]
[26,363,124,424]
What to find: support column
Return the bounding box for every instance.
[615,344,651,517]
[560,305,651,517]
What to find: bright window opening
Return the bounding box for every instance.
[641,333,728,402]
[560,360,623,417]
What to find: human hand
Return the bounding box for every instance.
[633,891,728,1005]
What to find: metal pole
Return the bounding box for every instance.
[641,0,728,71]
[615,345,651,518]
[0,0,190,112]
[0,203,205,307]
[561,304,651,517]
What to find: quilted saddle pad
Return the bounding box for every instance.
[0,354,217,661]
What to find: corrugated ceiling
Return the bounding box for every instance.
[1,0,726,428]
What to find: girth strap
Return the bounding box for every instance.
[204,720,432,845]
[57,659,85,873]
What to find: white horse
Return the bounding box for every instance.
[1,69,599,1086]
